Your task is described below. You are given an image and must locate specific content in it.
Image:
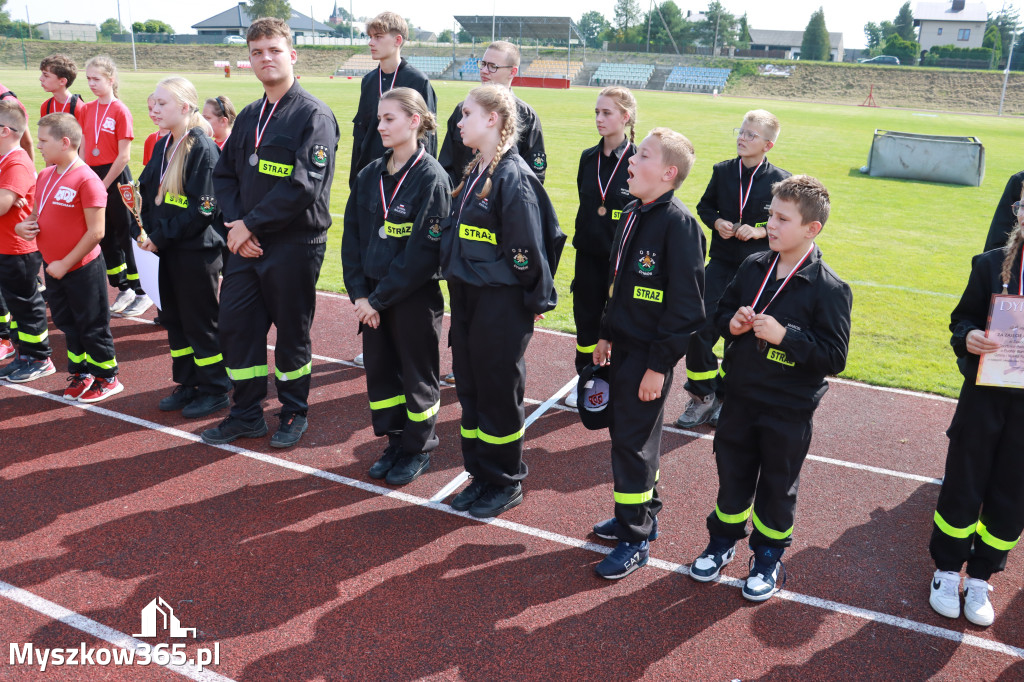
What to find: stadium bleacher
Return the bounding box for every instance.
[590,62,655,88]
[664,66,731,92]
[335,54,377,76]
[521,59,583,80]
[405,55,453,77]
[457,58,480,80]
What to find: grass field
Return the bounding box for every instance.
[6,67,1021,397]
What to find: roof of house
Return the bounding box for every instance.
[748,28,843,49]
[192,3,333,32]
[38,21,97,28]
[914,2,988,23]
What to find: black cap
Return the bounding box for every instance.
[576,363,611,430]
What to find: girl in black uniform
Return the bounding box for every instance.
[441,84,564,518]
[342,87,451,486]
[928,187,1024,628]
[139,76,230,418]
[569,86,638,407]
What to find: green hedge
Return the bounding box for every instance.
[925,45,994,60]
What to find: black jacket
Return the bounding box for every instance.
[139,128,225,252]
[440,149,564,315]
[599,191,707,374]
[573,137,636,257]
[950,246,1023,385]
[438,96,545,186]
[351,59,437,188]
[716,246,852,411]
[698,157,791,266]
[213,80,340,245]
[341,145,451,311]
[984,170,1024,252]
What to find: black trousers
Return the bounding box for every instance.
[159,248,230,396]
[362,280,443,454]
[449,283,533,486]
[0,253,51,359]
[707,395,814,549]
[219,242,325,422]
[608,346,670,542]
[90,163,142,294]
[573,249,610,373]
[930,380,1024,580]
[45,256,117,378]
[683,259,736,398]
[0,288,7,339]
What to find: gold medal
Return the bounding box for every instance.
[608,284,614,297]
[597,205,607,217]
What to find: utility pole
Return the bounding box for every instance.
[999,30,1017,115]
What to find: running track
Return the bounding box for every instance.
[1,289,1021,680]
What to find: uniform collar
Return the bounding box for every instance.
[600,136,629,160]
[737,155,768,177]
[758,244,822,282]
[382,143,426,177]
[636,189,675,213]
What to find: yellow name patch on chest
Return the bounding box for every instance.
[259,160,293,177]
[459,223,497,245]
[633,286,663,303]
[164,193,188,208]
[611,209,622,221]
[384,221,413,238]
[767,348,795,366]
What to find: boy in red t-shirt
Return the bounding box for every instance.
[0,101,52,382]
[16,113,122,402]
[39,54,88,127]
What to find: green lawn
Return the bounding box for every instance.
[8,68,1017,397]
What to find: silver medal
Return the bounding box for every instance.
[91,148,100,157]
[379,226,387,239]
[249,153,259,166]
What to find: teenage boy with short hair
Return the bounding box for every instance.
[349,11,436,188]
[688,175,852,602]
[590,128,706,579]
[16,113,123,402]
[676,109,790,429]
[39,54,88,126]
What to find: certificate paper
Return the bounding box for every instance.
[977,294,1024,389]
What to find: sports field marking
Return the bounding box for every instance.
[847,280,958,299]
[0,580,234,682]
[1,381,1016,662]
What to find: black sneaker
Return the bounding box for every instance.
[270,413,308,448]
[450,477,488,511]
[689,537,737,583]
[159,385,197,411]
[468,482,523,518]
[0,355,28,379]
[201,416,268,445]
[593,515,659,542]
[385,452,430,485]
[368,443,402,479]
[181,392,229,419]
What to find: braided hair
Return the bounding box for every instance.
[1001,188,1024,287]
[451,84,520,200]
[598,85,637,144]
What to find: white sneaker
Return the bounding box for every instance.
[565,385,578,408]
[120,293,153,317]
[929,569,961,619]
[964,577,995,627]
[109,289,136,313]
[353,353,364,367]
[675,393,719,428]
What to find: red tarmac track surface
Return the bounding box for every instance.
[2,289,1023,680]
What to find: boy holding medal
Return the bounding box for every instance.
[676,110,790,429]
[688,175,851,602]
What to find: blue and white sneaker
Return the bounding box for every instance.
[743,546,786,602]
[595,540,649,580]
[592,515,659,542]
[689,538,736,582]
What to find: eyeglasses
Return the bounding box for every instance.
[734,128,764,141]
[1012,201,1024,217]
[478,60,514,73]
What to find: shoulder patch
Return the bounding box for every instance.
[531,151,546,172]
[311,144,329,168]
[426,216,442,242]
[199,195,216,216]
[512,248,530,271]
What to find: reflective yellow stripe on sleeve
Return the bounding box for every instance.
[576,343,597,354]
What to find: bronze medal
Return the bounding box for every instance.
[597,205,607,217]
[608,283,614,297]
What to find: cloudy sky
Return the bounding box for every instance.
[31,1,967,49]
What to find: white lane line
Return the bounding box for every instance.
[428,375,579,503]
[0,580,234,681]
[1,381,1016,661]
[847,280,958,299]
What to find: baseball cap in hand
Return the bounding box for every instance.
[577,363,611,430]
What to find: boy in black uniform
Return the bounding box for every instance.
[438,40,546,186]
[591,128,706,579]
[688,175,852,602]
[205,17,340,448]
[676,109,790,429]
[350,12,436,189]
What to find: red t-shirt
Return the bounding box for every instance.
[0,82,28,123]
[35,161,106,270]
[40,94,89,127]
[142,130,168,166]
[0,148,37,256]
[82,98,133,167]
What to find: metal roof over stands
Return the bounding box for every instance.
[454,15,582,43]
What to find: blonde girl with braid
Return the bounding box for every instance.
[928,185,1024,628]
[440,84,565,518]
[567,86,639,407]
[138,76,230,418]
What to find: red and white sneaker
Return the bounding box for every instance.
[78,376,123,403]
[64,374,94,400]
[0,338,14,360]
